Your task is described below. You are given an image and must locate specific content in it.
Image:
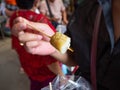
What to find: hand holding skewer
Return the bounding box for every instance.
[27,23,74,53]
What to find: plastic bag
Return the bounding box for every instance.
[41,75,91,90]
[56,24,67,34]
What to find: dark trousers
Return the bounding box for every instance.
[30,77,55,90]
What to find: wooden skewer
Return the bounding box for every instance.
[49,82,52,90]
[68,48,74,52]
[27,23,74,52]
[27,23,52,38]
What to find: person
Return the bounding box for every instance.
[11,0,120,90]
[0,0,18,36]
[0,0,18,17]
[39,0,68,28]
[5,0,18,10]
[9,0,64,90]
[32,0,41,14]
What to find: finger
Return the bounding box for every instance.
[13,17,28,24]
[26,41,40,48]
[18,32,43,43]
[25,40,56,55]
[24,41,41,55]
[11,22,27,36]
[18,31,26,46]
[13,17,24,24]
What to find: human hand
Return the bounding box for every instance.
[63,19,68,25]
[51,17,59,22]
[12,16,55,39]
[18,31,56,55]
[12,17,29,36]
[12,17,56,55]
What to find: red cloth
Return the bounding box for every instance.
[10,10,57,82]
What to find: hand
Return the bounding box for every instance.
[18,32,56,55]
[50,17,59,22]
[12,17,29,36]
[12,17,56,55]
[63,19,68,25]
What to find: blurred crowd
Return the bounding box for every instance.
[0,0,81,90]
[0,0,81,37]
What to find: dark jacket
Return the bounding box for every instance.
[66,0,120,89]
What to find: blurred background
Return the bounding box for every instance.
[0,0,81,89]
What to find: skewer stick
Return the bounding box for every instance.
[27,23,51,38]
[27,23,74,52]
[49,82,52,90]
[68,48,74,52]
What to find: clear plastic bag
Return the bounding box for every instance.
[56,24,67,34]
[41,75,91,90]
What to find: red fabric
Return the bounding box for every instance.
[10,10,57,82]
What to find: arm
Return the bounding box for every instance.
[12,17,77,66]
[62,10,68,25]
[39,1,59,22]
[51,50,77,66]
[112,0,120,41]
[47,61,64,76]
[60,0,68,25]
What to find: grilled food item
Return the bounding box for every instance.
[27,24,72,53]
[50,32,71,54]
